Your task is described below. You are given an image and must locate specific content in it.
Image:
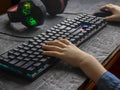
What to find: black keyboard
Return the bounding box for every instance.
[0,13,107,80]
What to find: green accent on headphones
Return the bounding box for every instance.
[22,9,31,15]
[21,2,38,26]
[22,2,31,16]
[24,2,31,9]
[26,16,38,26]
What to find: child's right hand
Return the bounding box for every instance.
[100,4,120,21]
[42,39,107,83]
[42,39,92,67]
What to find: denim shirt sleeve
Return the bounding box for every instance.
[97,71,120,90]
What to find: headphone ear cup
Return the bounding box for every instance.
[20,0,46,27]
[8,0,46,28]
[41,0,68,16]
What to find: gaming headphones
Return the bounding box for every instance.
[7,0,68,28]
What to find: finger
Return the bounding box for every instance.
[105,15,119,21]
[59,39,72,45]
[42,45,63,52]
[46,40,67,48]
[42,51,62,58]
[100,4,115,11]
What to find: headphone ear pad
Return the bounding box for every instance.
[41,0,68,16]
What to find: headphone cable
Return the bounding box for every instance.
[0,31,33,39]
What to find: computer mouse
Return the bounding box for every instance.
[93,10,113,17]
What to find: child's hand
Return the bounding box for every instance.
[100,4,120,21]
[42,39,107,83]
[42,39,91,67]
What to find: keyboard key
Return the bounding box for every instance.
[9,59,19,64]
[15,61,26,67]
[27,66,36,71]
[33,63,42,67]
[22,61,34,69]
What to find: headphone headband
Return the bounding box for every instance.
[41,0,68,15]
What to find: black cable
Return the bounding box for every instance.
[0,31,33,39]
[1,12,82,39]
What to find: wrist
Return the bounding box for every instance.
[78,54,107,83]
[78,54,94,68]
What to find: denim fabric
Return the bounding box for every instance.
[97,72,120,90]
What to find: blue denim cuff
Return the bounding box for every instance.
[97,71,120,90]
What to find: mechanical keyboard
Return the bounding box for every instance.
[0,13,107,80]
